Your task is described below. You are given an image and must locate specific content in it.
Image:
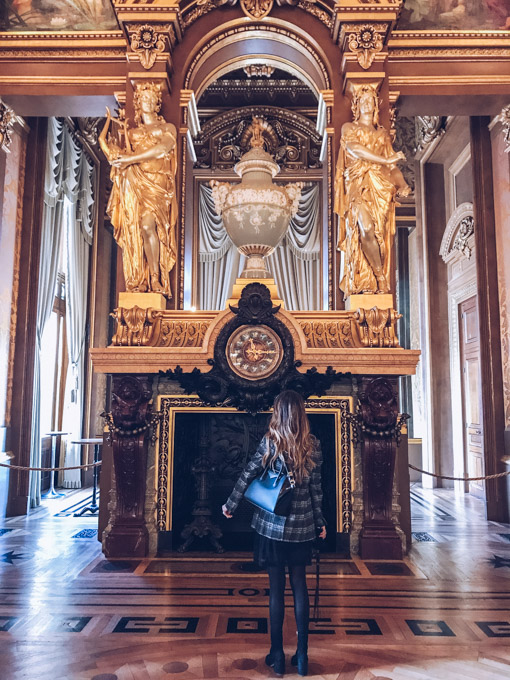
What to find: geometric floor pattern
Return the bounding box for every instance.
[0,485,510,679]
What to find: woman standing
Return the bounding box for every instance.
[222,390,326,677]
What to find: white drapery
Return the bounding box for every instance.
[60,136,95,488]
[197,183,321,311]
[29,119,94,505]
[29,118,66,507]
[267,183,321,310]
[198,184,243,310]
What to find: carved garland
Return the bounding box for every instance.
[112,307,212,347]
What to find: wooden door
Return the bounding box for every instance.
[459,296,484,498]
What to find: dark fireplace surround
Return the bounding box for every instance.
[96,284,415,561]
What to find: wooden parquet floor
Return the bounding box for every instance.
[1,486,510,679]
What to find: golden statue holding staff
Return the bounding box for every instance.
[99,82,178,298]
[334,84,410,298]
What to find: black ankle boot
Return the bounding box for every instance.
[296,650,308,676]
[265,649,285,676]
[291,636,308,676]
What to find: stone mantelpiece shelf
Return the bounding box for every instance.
[90,346,420,375]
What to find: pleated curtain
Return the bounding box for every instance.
[29,119,94,506]
[29,118,66,507]
[197,183,320,311]
[60,137,95,489]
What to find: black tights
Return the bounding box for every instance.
[268,565,309,653]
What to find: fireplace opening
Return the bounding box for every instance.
[168,411,338,553]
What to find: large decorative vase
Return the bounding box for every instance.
[211,117,302,279]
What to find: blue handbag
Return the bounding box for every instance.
[244,438,295,516]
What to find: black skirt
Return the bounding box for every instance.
[254,532,314,568]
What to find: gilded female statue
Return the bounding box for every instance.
[334,84,410,298]
[99,82,178,298]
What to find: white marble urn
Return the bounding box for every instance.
[211,119,302,279]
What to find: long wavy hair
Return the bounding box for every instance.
[263,390,316,484]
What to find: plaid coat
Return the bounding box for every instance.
[224,436,325,542]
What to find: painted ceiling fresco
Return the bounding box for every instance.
[1,0,118,31]
[398,0,510,30]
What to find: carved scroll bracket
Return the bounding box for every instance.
[354,376,407,560]
[102,375,154,558]
[128,24,169,70]
[344,23,387,70]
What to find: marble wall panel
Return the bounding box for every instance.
[490,123,510,431]
[0,129,26,437]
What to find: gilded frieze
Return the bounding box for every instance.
[299,307,401,349]
[111,304,400,349]
[112,307,212,347]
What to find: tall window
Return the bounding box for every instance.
[40,272,67,436]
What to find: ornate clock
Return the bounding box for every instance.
[226,325,283,380]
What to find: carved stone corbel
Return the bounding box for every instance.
[112,307,161,346]
[129,24,167,70]
[353,307,401,348]
[346,24,385,70]
[103,375,153,558]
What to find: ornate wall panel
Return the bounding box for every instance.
[193,106,323,171]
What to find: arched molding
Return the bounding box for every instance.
[439,202,475,264]
[183,21,332,98]
[180,0,334,33]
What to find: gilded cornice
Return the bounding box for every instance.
[296,1,333,30]
[388,31,510,58]
[0,31,127,59]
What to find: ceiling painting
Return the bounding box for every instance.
[1,0,118,32]
[398,0,510,30]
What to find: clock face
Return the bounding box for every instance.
[226,325,283,380]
